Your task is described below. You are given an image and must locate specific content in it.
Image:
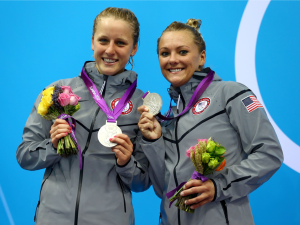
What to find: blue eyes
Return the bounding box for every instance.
[98,39,125,46]
[179,50,188,55]
[160,50,188,57]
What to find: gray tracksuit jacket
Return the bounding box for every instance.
[140,68,283,225]
[16,62,150,225]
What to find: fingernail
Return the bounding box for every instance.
[114,136,117,137]
[109,138,112,141]
[180,192,184,196]
[65,132,68,135]
[184,200,188,205]
[183,185,185,189]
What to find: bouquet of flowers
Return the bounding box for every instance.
[37,85,81,157]
[167,138,226,213]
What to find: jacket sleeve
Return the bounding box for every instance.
[139,136,166,199]
[16,91,61,171]
[212,82,283,202]
[116,129,152,193]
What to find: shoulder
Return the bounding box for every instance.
[212,81,253,99]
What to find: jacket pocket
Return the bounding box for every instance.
[117,174,127,213]
[220,200,230,225]
[34,166,53,222]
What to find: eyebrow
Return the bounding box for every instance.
[159,45,190,51]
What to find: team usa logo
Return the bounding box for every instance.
[192,98,211,115]
[111,98,133,115]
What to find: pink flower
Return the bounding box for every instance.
[186,148,191,158]
[58,93,71,106]
[186,146,196,158]
[69,94,81,105]
[61,86,73,95]
[198,139,207,143]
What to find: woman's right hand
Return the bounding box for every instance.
[138,105,161,140]
[50,119,71,148]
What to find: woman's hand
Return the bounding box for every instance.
[110,134,133,166]
[137,105,161,140]
[50,119,71,148]
[180,179,215,209]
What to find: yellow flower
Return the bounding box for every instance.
[38,101,49,116]
[41,94,53,107]
[42,86,54,97]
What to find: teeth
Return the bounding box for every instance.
[103,58,117,63]
[170,68,182,72]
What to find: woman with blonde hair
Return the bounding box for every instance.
[17,7,150,225]
[138,19,283,225]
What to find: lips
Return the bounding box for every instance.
[103,58,118,63]
[168,68,183,73]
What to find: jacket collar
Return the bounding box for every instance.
[168,68,222,103]
[82,61,137,88]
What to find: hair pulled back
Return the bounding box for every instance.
[92,7,140,46]
[157,19,206,54]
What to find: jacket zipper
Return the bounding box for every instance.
[74,76,107,225]
[117,175,127,213]
[34,166,53,221]
[220,200,230,225]
[173,93,185,225]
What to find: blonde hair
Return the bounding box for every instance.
[157,19,206,54]
[92,7,140,46]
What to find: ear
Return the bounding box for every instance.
[199,50,206,66]
[91,37,94,51]
[130,43,138,57]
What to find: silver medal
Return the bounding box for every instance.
[98,121,122,147]
[143,91,163,116]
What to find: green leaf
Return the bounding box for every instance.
[215,146,226,155]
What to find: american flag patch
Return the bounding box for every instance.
[241,95,263,113]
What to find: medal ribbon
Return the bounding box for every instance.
[80,66,137,123]
[57,114,82,170]
[156,70,215,121]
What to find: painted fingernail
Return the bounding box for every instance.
[65,132,68,135]
[114,136,117,137]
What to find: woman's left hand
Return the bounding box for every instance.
[110,134,133,166]
[180,179,215,209]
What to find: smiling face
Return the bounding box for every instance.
[158,30,206,87]
[92,17,137,76]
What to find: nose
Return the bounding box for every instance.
[105,41,115,55]
[169,52,179,66]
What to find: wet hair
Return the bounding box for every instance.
[92,7,140,46]
[157,19,206,54]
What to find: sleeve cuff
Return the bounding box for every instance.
[210,178,217,202]
[116,157,132,168]
[142,136,160,142]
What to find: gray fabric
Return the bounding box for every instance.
[141,69,283,225]
[16,62,150,225]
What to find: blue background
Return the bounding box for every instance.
[0,1,299,224]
